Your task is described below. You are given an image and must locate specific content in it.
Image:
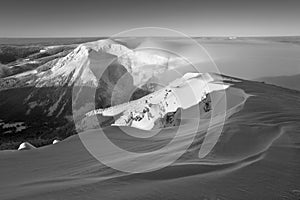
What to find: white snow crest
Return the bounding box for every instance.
[86,73,229,130]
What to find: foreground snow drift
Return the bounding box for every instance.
[1,78,299,200]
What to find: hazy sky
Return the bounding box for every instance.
[0,0,300,37]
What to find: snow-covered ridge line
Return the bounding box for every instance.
[86,72,229,130]
[0,38,182,90]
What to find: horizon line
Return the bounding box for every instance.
[1,35,300,39]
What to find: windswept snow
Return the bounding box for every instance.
[86,72,229,130]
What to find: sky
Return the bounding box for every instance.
[0,0,300,37]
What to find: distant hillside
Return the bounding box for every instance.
[256,74,300,91]
[0,44,76,78]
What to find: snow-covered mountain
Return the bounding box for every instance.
[0,38,238,149]
[0,39,173,89]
